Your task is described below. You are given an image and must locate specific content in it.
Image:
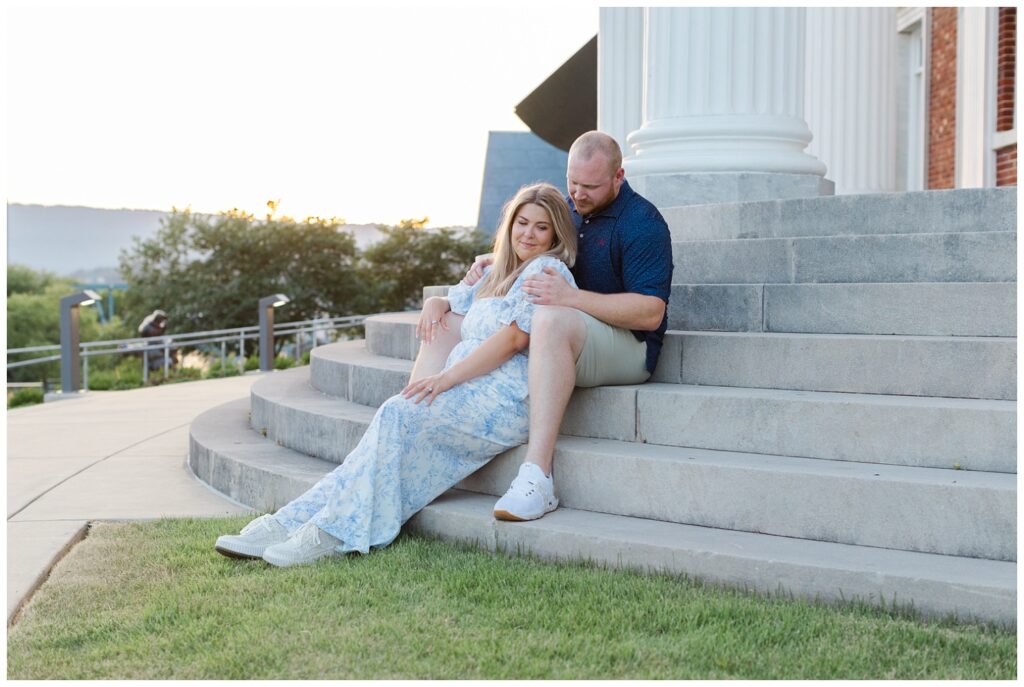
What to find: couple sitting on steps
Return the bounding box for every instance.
[215,131,674,567]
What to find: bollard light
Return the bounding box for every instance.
[60,290,102,393]
[258,293,290,371]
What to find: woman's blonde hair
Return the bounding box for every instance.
[475,183,577,299]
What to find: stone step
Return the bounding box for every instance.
[248,368,1016,560]
[365,312,1016,400]
[661,187,1016,242]
[672,231,1016,284]
[187,398,1015,625]
[305,346,1016,471]
[669,282,1016,336]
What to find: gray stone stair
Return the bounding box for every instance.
[188,396,1015,625]
[363,311,1016,400]
[304,341,1015,471]
[672,231,1015,285]
[670,282,1016,336]
[188,186,1017,625]
[661,187,1016,241]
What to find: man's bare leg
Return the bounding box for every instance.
[521,307,587,475]
[408,313,463,382]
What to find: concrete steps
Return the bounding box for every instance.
[248,367,1015,561]
[672,231,1016,285]
[188,396,1015,625]
[661,187,1016,241]
[188,187,1016,625]
[363,312,1016,400]
[303,342,1015,471]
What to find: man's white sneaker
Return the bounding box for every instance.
[493,462,558,521]
[215,514,289,559]
[262,520,342,567]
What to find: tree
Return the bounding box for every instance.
[6,266,132,383]
[118,208,365,339]
[360,220,491,312]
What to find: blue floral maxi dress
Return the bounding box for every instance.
[273,256,577,554]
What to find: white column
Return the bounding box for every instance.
[956,7,991,188]
[624,7,829,206]
[598,7,644,163]
[805,7,897,195]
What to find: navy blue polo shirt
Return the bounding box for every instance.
[567,179,673,374]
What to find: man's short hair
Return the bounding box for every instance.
[568,131,623,175]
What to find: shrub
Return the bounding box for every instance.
[206,357,243,378]
[8,388,44,408]
[244,356,259,372]
[274,354,295,370]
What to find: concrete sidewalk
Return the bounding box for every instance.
[7,374,261,625]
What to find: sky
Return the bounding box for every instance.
[5,3,599,227]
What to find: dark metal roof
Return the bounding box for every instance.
[514,35,597,152]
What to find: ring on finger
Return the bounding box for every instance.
[430,320,438,325]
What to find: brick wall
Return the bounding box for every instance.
[928,8,958,189]
[996,146,1016,186]
[996,7,1016,186]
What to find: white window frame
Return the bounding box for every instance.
[897,7,927,191]
[988,7,1016,184]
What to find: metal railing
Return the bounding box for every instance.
[6,314,366,390]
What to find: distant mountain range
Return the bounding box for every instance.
[6,204,393,282]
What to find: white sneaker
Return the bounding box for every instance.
[262,520,342,567]
[215,514,289,559]
[493,462,558,521]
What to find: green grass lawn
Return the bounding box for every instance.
[7,517,1016,680]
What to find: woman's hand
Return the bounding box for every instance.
[463,254,495,286]
[401,371,454,405]
[416,297,451,343]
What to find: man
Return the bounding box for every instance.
[412,131,673,521]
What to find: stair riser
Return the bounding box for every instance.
[365,316,1016,400]
[672,232,1016,284]
[635,389,1016,473]
[662,187,1016,241]
[310,354,409,407]
[408,493,1015,626]
[660,333,1016,401]
[299,354,1016,471]
[669,283,1017,336]
[455,445,1016,562]
[250,392,371,464]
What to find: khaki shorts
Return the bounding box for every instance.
[573,311,651,388]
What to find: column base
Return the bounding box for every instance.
[630,172,835,208]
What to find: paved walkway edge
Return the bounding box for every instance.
[8,521,89,627]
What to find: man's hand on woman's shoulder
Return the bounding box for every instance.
[463,253,495,286]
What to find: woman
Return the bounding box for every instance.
[215,183,578,566]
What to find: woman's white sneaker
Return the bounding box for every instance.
[215,514,289,559]
[493,462,558,521]
[262,520,342,567]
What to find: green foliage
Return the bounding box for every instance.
[118,209,365,341]
[6,267,134,384]
[7,264,67,297]
[7,519,1017,680]
[273,354,295,370]
[244,355,259,372]
[205,357,243,379]
[86,358,145,391]
[8,388,44,408]
[301,351,311,365]
[359,220,491,312]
